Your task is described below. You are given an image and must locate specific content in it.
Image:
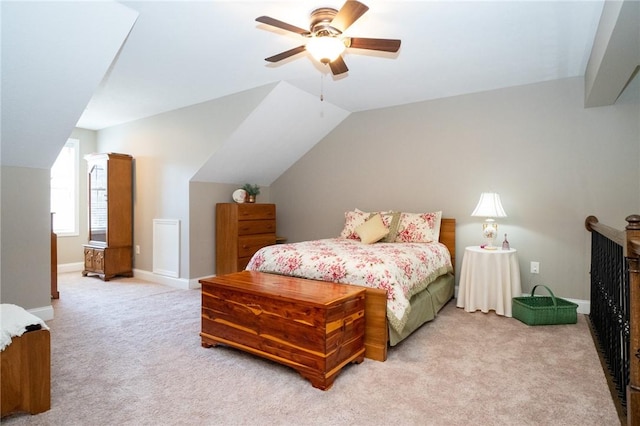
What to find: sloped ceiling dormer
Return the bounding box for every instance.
[191,81,350,186]
[585,0,640,107]
[0,1,138,169]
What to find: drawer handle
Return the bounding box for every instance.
[246,303,263,315]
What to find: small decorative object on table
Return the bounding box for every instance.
[512,285,578,326]
[241,183,260,203]
[502,234,510,250]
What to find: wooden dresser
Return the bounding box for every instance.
[200,271,366,390]
[215,203,276,275]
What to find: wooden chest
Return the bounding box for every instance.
[200,271,366,390]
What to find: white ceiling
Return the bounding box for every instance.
[77,0,606,131]
[191,81,350,184]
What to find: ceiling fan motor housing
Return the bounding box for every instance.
[310,8,340,36]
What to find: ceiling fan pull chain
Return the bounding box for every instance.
[320,74,324,102]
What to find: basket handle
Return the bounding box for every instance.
[531,285,558,308]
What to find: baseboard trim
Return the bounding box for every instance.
[566,298,590,315]
[28,305,55,322]
[58,265,202,290]
[454,286,590,315]
[58,262,84,273]
[133,269,194,290]
[188,274,218,290]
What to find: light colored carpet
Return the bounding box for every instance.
[3,272,619,425]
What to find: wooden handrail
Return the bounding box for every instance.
[585,215,625,246]
[585,215,640,258]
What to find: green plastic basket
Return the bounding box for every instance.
[512,285,578,326]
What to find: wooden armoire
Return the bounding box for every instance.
[82,153,133,281]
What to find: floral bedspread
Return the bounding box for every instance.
[246,239,453,334]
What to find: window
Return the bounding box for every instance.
[50,138,79,236]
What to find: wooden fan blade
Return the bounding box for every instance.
[331,1,369,33]
[329,55,349,75]
[264,45,306,63]
[347,37,401,52]
[256,16,310,36]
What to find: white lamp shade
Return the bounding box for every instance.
[306,36,345,63]
[471,192,507,218]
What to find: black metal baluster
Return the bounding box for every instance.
[589,231,629,412]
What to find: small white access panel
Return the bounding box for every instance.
[153,219,180,278]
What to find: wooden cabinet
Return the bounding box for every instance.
[200,271,366,390]
[82,153,133,281]
[215,203,276,275]
[50,213,58,299]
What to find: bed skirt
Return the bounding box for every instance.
[389,272,454,346]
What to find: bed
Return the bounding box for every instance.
[1,304,51,418]
[245,210,456,361]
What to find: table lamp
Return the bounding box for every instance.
[471,192,507,249]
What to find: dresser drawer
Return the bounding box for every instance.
[237,204,275,221]
[238,234,276,258]
[238,220,276,236]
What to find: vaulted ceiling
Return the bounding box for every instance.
[77,0,606,130]
[3,0,638,178]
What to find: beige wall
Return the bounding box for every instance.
[59,76,639,301]
[96,85,273,279]
[188,182,271,279]
[0,166,51,310]
[270,77,640,301]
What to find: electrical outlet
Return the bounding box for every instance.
[530,261,540,274]
[135,245,140,255]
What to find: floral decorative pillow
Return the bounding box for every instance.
[339,210,371,239]
[340,209,397,240]
[395,211,442,243]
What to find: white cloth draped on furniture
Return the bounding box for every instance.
[457,246,522,317]
[1,304,49,351]
[1,303,51,418]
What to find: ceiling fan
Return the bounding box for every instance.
[256,0,401,75]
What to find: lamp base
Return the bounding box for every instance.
[481,220,498,249]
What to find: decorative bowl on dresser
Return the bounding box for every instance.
[200,271,366,390]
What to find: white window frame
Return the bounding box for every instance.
[50,138,80,236]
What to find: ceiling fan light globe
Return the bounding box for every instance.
[306,36,345,64]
